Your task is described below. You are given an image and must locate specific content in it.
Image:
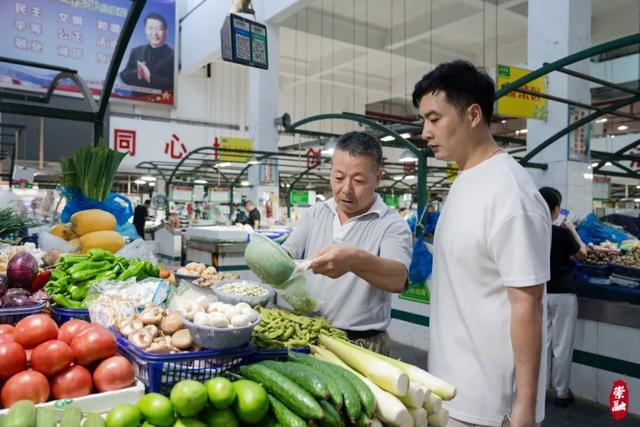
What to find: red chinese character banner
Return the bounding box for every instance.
[609,380,629,421]
[0,0,176,105]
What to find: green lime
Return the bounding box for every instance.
[106,404,142,427]
[173,419,207,427]
[204,377,236,409]
[170,380,208,418]
[200,407,239,427]
[137,393,176,427]
[142,423,158,427]
[232,380,269,424]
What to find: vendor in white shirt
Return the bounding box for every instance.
[282,132,413,355]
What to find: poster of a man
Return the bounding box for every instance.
[119,12,174,93]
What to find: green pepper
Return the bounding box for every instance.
[70,264,111,282]
[53,294,86,309]
[118,261,146,281]
[67,260,111,276]
[143,261,159,277]
[58,254,88,264]
[87,248,116,262]
[51,270,66,280]
[54,277,69,293]
[70,283,90,301]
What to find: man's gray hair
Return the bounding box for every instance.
[334,131,383,170]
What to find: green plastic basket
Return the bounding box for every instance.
[244,233,295,288]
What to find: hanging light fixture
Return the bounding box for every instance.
[240,180,250,186]
[134,179,146,185]
[141,175,156,182]
[321,138,337,156]
[398,149,418,163]
[247,157,261,165]
[215,162,232,168]
[194,179,207,184]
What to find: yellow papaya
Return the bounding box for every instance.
[78,230,125,254]
[71,209,117,236]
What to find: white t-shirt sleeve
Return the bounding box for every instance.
[379,217,413,271]
[488,212,551,287]
[281,206,314,259]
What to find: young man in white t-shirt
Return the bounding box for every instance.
[412,61,551,427]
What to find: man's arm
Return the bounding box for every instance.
[507,284,544,427]
[119,48,142,85]
[310,245,407,293]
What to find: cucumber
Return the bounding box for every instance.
[260,412,280,427]
[332,365,376,417]
[60,407,83,427]
[5,400,35,427]
[288,352,361,423]
[353,412,369,427]
[0,414,5,427]
[268,395,307,427]
[83,413,107,427]
[260,360,331,400]
[35,407,57,427]
[288,351,343,410]
[239,364,324,420]
[318,400,342,427]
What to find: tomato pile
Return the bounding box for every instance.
[0,314,135,408]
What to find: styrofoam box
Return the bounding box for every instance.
[0,380,145,416]
[186,226,249,243]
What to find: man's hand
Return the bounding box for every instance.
[137,61,151,83]
[562,219,576,233]
[509,402,537,427]
[309,244,357,278]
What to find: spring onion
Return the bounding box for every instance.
[424,392,442,414]
[409,407,428,427]
[339,337,457,400]
[399,383,426,409]
[311,345,413,427]
[318,335,409,396]
[428,407,449,427]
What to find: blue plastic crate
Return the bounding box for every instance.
[0,302,46,325]
[574,262,611,278]
[115,332,255,394]
[250,347,310,362]
[51,305,91,324]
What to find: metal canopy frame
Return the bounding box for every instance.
[0,123,25,186]
[495,33,640,180]
[0,0,147,146]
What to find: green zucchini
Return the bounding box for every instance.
[35,407,57,427]
[239,364,324,420]
[318,400,343,427]
[83,413,107,427]
[5,400,35,427]
[332,365,376,417]
[289,352,361,423]
[268,395,307,427]
[288,351,343,410]
[260,360,331,400]
[60,407,83,427]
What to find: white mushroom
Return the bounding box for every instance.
[140,306,163,325]
[241,308,259,323]
[230,314,251,327]
[210,317,229,328]
[171,329,193,350]
[236,302,251,311]
[143,324,158,337]
[180,301,204,321]
[118,317,143,337]
[129,328,154,349]
[161,312,184,334]
[193,311,211,326]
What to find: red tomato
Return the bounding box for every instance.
[50,365,93,400]
[57,319,90,345]
[70,326,116,366]
[25,349,32,364]
[31,340,74,377]
[92,356,135,392]
[0,334,15,344]
[0,342,26,379]
[0,370,49,407]
[0,325,14,335]
[14,315,58,349]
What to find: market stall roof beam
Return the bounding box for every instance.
[556,67,640,97]
[592,137,640,171]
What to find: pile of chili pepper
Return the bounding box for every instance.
[45,248,160,309]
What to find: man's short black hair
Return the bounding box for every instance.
[145,12,167,30]
[334,131,383,170]
[243,200,253,207]
[539,187,562,214]
[144,199,151,205]
[412,60,495,125]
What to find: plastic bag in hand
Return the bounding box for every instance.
[408,237,433,284]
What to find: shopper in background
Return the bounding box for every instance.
[282,132,412,355]
[133,199,151,239]
[414,60,550,427]
[539,187,587,408]
[169,208,181,230]
[243,200,261,229]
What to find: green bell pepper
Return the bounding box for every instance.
[53,294,86,309]
[87,248,116,262]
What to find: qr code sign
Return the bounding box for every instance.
[252,39,266,64]
[235,34,250,60]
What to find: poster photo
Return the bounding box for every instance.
[0,0,176,106]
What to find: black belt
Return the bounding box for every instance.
[344,329,384,340]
